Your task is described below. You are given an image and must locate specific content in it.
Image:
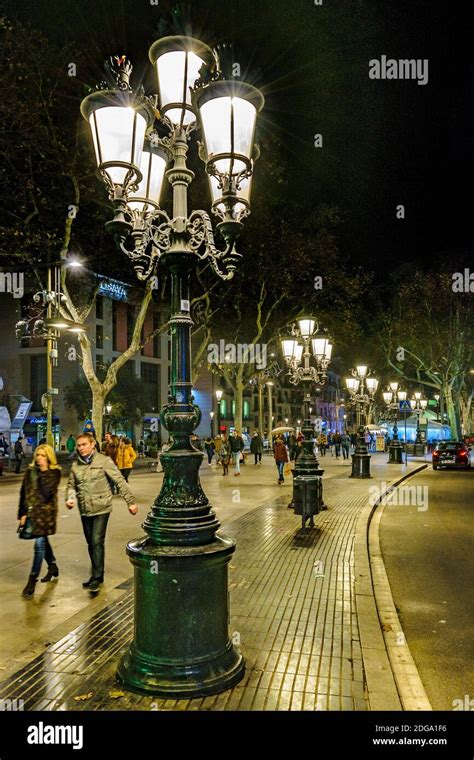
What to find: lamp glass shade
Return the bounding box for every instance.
[366,377,378,393]
[90,106,146,185]
[397,390,407,401]
[297,318,316,340]
[215,389,223,402]
[356,365,368,377]
[383,391,393,404]
[420,399,428,410]
[294,344,304,363]
[156,50,205,125]
[127,147,167,211]
[311,337,328,359]
[409,399,417,409]
[326,343,333,360]
[199,96,256,174]
[414,391,422,400]
[345,377,359,393]
[282,339,297,360]
[389,382,399,392]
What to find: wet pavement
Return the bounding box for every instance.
[0,453,429,710]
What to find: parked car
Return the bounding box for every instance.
[432,441,471,470]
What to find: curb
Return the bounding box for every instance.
[354,463,431,711]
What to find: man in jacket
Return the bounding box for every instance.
[250,431,264,465]
[66,433,138,592]
[229,430,245,476]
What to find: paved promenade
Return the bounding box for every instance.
[0,454,429,711]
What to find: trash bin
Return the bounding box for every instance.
[293,474,322,529]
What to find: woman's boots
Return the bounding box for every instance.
[41,562,59,583]
[22,574,38,597]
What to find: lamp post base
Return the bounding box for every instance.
[350,452,371,478]
[117,535,245,698]
[388,442,404,464]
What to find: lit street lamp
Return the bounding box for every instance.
[281,317,333,525]
[215,388,223,436]
[409,392,428,456]
[382,382,406,464]
[345,365,378,478]
[81,42,263,697]
[15,258,86,448]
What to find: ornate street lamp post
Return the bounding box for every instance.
[81,41,263,697]
[382,382,406,464]
[281,318,332,523]
[209,410,214,438]
[266,380,274,441]
[15,259,86,449]
[345,365,378,478]
[410,392,428,456]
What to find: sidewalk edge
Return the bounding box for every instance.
[354,464,430,711]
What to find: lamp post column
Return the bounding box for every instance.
[117,132,244,698]
[388,408,404,464]
[45,266,54,449]
[258,380,264,435]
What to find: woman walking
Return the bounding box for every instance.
[17,444,61,597]
[273,436,288,485]
[116,437,137,482]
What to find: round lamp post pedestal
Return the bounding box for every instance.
[350,424,372,478]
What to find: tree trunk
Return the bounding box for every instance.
[444,384,460,439]
[91,388,105,445]
[234,378,244,433]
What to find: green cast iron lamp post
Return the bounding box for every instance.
[281,318,333,523]
[382,383,406,464]
[81,40,264,697]
[345,366,378,478]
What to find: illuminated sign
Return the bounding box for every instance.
[98,278,128,301]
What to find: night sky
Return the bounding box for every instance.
[4,0,472,274]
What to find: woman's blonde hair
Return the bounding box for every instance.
[30,444,61,470]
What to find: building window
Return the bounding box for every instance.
[140,362,159,385]
[96,296,103,320]
[231,400,235,416]
[220,399,227,417]
[243,400,250,418]
[96,324,103,349]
